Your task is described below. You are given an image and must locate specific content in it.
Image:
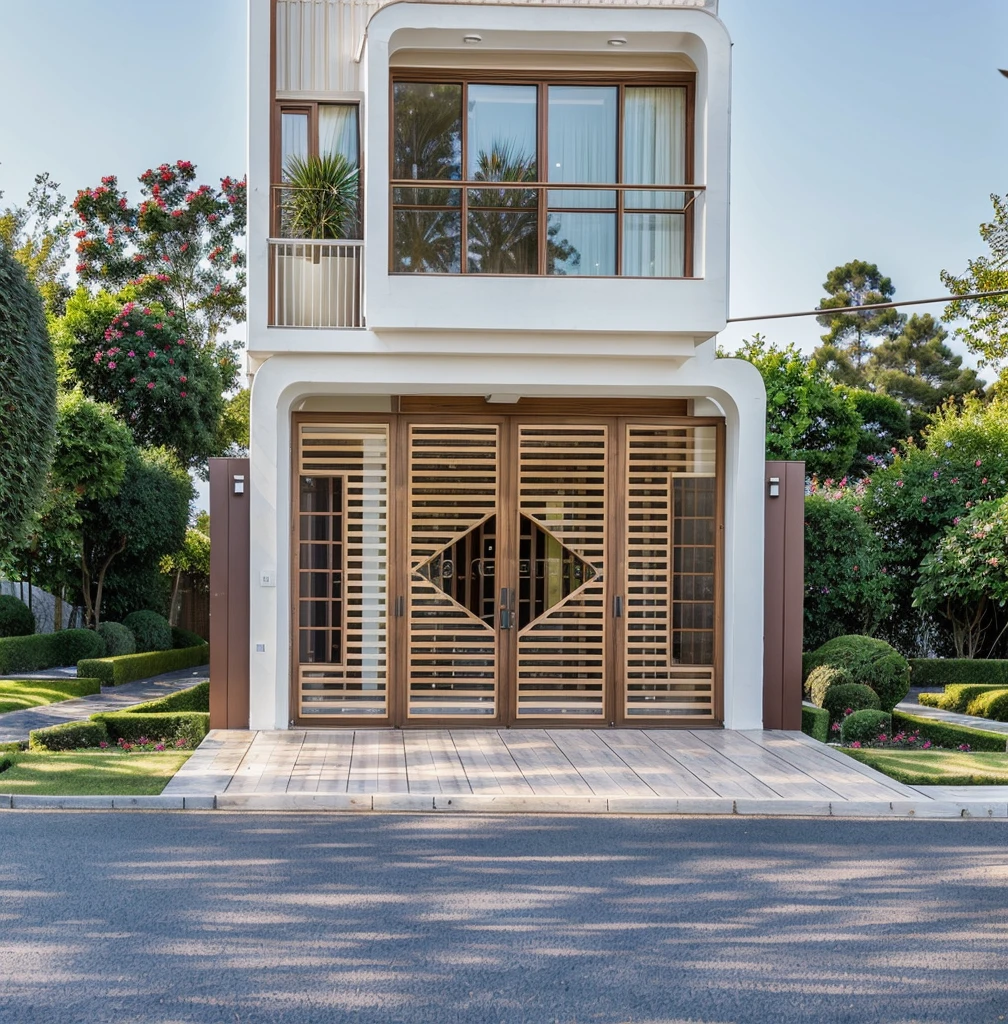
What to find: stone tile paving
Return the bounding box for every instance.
[0,667,208,743]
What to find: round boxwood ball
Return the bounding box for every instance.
[96,621,137,657]
[123,610,172,653]
[804,634,910,712]
[804,664,852,708]
[840,709,891,746]
[0,595,35,637]
[822,682,881,727]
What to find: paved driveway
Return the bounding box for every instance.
[2,814,1007,1023]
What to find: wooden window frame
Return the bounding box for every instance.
[389,69,698,279]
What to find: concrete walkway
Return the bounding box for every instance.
[897,698,1008,739]
[153,726,1008,817]
[0,667,208,743]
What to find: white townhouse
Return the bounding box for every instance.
[243,0,768,731]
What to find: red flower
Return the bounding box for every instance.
[179,375,187,383]
[119,198,128,209]
[147,382,155,390]
[147,350,156,358]
[74,229,87,239]
[75,262,88,273]
[171,210,183,218]
[180,391,187,398]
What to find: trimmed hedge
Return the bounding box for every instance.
[892,711,1008,753]
[910,658,1008,688]
[840,709,891,745]
[0,629,105,674]
[97,621,136,657]
[171,626,205,649]
[125,681,209,714]
[805,665,852,707]
[801,703,829,743]
[965,688,1008,722]
[124,610,172,653]
[804,635,910,713]
[0,595,34,638]
[77,643,209,686]
[91,710,209,746]
[919,683,1006,714]
[29,719,109,752]
[822,682,880,726]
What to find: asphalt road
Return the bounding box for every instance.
[2,814,1007,1024]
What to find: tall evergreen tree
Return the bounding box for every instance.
[813,260,905,379]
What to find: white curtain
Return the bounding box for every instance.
[622,87,686,277]
[319,104,359,167]
[281,112,308,178]
[547,86,617,275]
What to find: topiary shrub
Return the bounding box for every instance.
[0,628,104,674]
[964,688,1008,722]
[96,621,136,657]
[123,610,172,653]
[840,709,891,746]
[822,682,881,726]
[804,664,852,707]
[910,658,1008,688]
[77,643,209,686]
[927,683,1005,714]
[0,595,35,638]
[801,704,829,743]
[92,710,209,747]
[803,634,910,712]
[171,625,205,649]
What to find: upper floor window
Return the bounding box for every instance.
[274,102,361,238]
[390,74,695,277]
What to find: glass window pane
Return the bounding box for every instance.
[393,83,462,181]
[467,209,537,274]
[623,86,686,193]
[622,213,684,277]
[281,112,308,180]
[548,87,617,209]
[392,209,461,273]
[299,476,330,513]
[467,84,537,179]
[546,212,615,276]
[319,104,359,168]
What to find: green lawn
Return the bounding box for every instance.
[0,677,99,715]
[844,747,1008,785]
[0,750,191,794]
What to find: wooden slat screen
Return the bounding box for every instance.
[624,424,716,719]
[516,425,607,719]
[408,423,499,717]
[297,423,389,718]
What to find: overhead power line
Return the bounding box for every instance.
[727,288,1008,324]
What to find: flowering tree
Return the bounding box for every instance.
[913,496,1008,658]
[70,161,246,348]
[57,290,236,468]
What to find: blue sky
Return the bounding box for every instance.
[1,0,1005,368]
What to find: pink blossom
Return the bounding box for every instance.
[179,375,187,383]
[130,377,136,383]
[135,330,145,338]
[108,361,116,369]
[180,391,187,398]
[982,477,988,484]
[128,350,135,358]
[976,459,982,467]
[932,470,939,479]
[921,495,928,503]
[953,517,960,525]
[148,350,156,358]
[147,382,155,390]
[896,480,904,488]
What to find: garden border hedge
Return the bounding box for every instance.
[910,659,1008,687]
[801,703,829,743]
[29,720,109,752]
[0,629,105,675]
[91,710,209,746]
[77,643,209,686]
[891,711,1008,753]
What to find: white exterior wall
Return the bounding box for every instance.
[245,0,766,730]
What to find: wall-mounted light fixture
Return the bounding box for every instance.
[233,474,245,495]
[463,34,482,44]
[607,37,628,47]
[485,394,521,404]
[768,476,780,499]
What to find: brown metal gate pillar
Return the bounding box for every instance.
[763,461,804,730]
[209,457,251,729]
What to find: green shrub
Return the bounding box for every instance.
[0,629,105,674]
[77,643,209,686]
[801,703,829,743]
[92,711,209,746]
[802,652,815,682]
[926,683,1006,713]
[96,621,136,657]
[964,688,1008,722]
[804,665,852,707]
[171,626,205,649]
[125,681,209,714]
[0,595,34,638]
[29,719,109,752]
[840,709,891,745]
[123,610,172,653]
[892,711,1008,753]
[804,634,910,712]
[822,683,880,726]
[917,692,942,707]
[909,659,1008,687]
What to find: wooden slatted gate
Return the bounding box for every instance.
[293,414,722,726]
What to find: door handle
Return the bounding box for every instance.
[395,595,405,618]
[613,595,623,618]
[499,587,514,630]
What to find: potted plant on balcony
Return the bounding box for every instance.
[278,152,360,327]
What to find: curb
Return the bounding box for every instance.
[1,793,1007,817]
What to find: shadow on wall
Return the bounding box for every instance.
[0,814,1005,1022]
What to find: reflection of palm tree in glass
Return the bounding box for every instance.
[468,142,580,274]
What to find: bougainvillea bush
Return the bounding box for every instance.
[70,161,246,348]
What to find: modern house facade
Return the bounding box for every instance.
[244,0,768,732]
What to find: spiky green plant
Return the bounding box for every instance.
[281,152,359,240]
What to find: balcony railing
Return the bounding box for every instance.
[268,240,364,329]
